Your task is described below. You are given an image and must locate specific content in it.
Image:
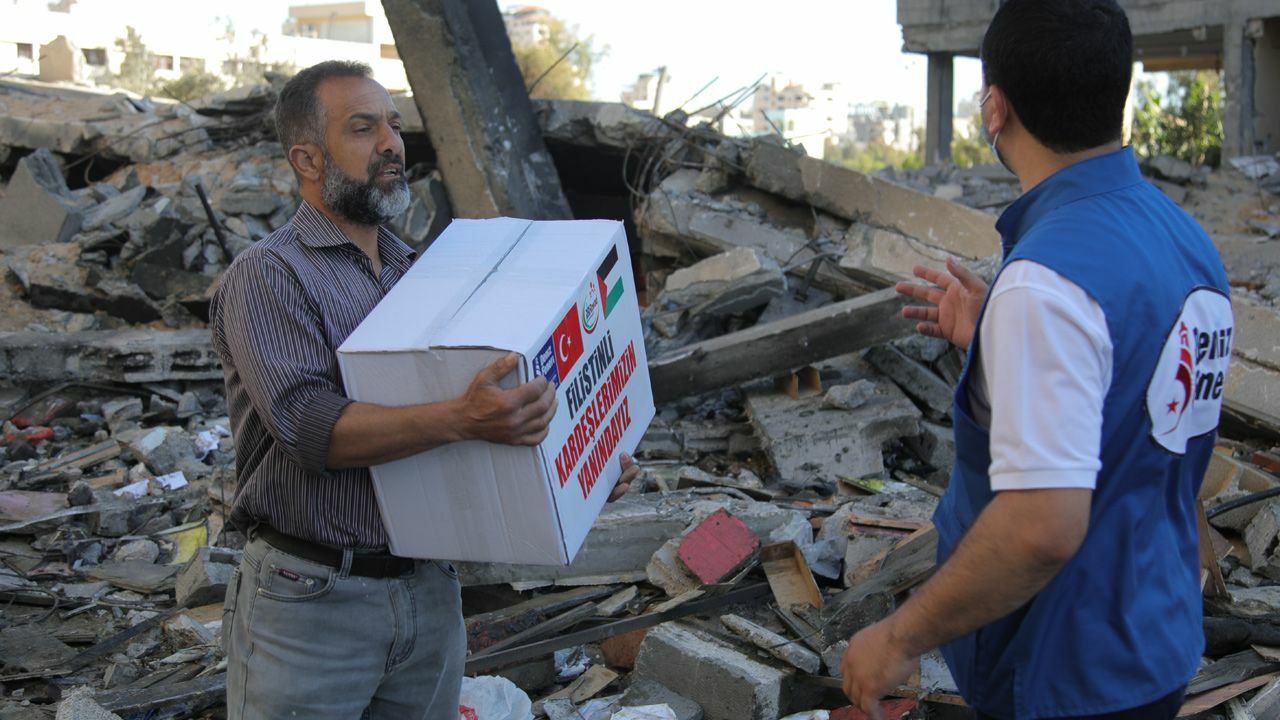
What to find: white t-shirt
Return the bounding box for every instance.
[968,260,1112,491]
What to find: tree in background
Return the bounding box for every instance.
[511,19,600,100]
[221,29,296,89]
[825,135,924,173]
[1132,70,1223,167]
[950,112,995,168]
[158,71,225,103]
[112,26,154,95]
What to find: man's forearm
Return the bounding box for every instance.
[886,489,1091,657]
[326,400,467,469]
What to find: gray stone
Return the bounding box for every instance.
[218,189,278,216]
[80,186,146,231]
[821,381,877,411]
[0,149,82,248]
[112,539,159,564]
[102,397,143,434]
[620,680,703,720]
[864,345,953,421]
[67,480,95,507]
[747,382,921,490]
[5,243,161,323]
[658,247,785,316]
[1147,155,1193,184]
[820,640,848,677]
[906,421,955,471]
[117,426,207,476]
[1228,585,1280,616]
[175,546,240,608]
[0,329,222,385]
[54,687,123,720]
[893,334,950,364]
[633,622,792,720]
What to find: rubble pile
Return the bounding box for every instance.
[1,76,1279,719]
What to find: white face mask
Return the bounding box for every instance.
[979,91,1014,174]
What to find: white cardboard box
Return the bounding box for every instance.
[337,218,655,565]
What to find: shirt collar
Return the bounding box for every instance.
[994,146,1145,257]
[290,200,417,268]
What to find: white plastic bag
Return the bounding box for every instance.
[457,676,533,720]
[610,705,678,720]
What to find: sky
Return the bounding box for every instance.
[71,0,986,118]
[530,0,985,116]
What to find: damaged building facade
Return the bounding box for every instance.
[905,0,1280,163]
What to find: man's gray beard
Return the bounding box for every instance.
[320,152,411,227]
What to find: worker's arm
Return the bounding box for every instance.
[327,353,556,469]
[841,488,1091,717]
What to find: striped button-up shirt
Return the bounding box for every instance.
[210,201,416,548]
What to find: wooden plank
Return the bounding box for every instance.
[848,512,929,532]
[465,585,617,653]
[843,524,938,593]
[541,665,619,705]
[1199,502,1229,598]
[648,287,910,402]
[1179,671,1280,717]
[465,582,771,674]
[595,585,638,617]
[95,673,226,715]
[761,541,823,610]
[1188,650,1280,696]
[721,612,821,673]
[476,601,598,655]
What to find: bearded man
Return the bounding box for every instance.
[210,61,637,720]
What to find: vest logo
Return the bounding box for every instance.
[1146,288,1233,454]
[581,278,601,334]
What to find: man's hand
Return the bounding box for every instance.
[895,258,988,350]
[841,620,918,720]
[457,353,557,446]
[609,453,642,501]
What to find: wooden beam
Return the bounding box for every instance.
[648,287,911,402]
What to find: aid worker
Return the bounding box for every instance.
[840,1,1233,718]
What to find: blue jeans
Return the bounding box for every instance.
[222,535,466,720]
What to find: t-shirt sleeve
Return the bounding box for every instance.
[980,261,1112,491]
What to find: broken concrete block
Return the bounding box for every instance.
[864,345,952,421]
[175,546,240,608]
[633,622,793,720]
[647,537,702,597]
[720,613,820,673]
[80,185,146,231]
[677,509,761,585]
[620,680,704,720]
[1246,500,1280,574]
[658,247,785,316]
[162,613,216,647]
[0,623,77,672]
[0,149,82,249]
[905,421,955,471]
[747,383,921,491]
[822,381,877,411]
[840,223,960,286]
[102,397,143,435]
[111,539,159,564]
[54,687,124,720]
[5,243,161,323]
[117,426,206,476]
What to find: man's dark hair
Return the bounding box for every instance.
[981,0,1133,153]
[274,60,373,152]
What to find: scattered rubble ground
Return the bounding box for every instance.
[1,74,1280,720]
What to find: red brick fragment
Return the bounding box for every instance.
[676,508,761,584]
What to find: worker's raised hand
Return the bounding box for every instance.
[609,453,642,501]
[458,353,558,446]
[841,620,918,720]
[895,258,988,350]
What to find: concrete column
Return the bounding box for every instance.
[1253,18,1280,153]
[1222,17,1251,158]
[925,52,955,165]
[381,0,573,220]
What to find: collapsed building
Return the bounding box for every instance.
[0,1,1280,719]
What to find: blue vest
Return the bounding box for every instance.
[937,148,1232,719]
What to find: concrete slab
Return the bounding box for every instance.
[0,149,82,249]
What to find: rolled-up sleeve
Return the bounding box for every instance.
[217,252,352,473]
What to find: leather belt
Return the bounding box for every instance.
[255,525,416,579]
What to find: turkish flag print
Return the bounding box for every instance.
[552,304,584,379]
